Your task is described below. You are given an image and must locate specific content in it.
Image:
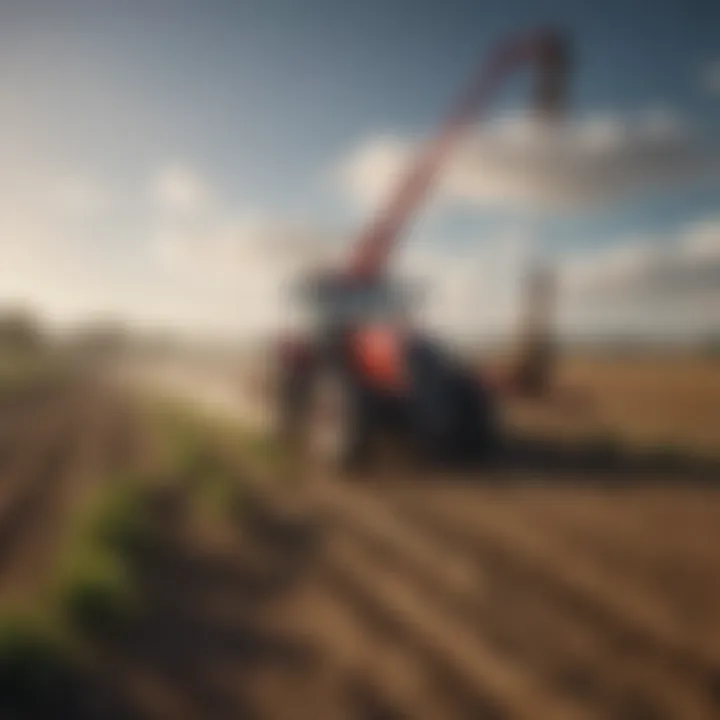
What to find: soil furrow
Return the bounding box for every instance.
[315,520,593,720]
[380,487,720,716]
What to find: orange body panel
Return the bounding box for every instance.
[349,325,407,392]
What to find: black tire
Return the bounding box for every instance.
[276,365,309,452]
[448,369,501,464]
[405,337,454,463]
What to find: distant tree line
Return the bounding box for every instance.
[0,308,43,353]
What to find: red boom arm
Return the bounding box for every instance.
[346,28,571,280]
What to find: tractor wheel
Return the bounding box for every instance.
[454,374,501,464]
[276,366,309,455]
[304,367,370,473]
[432,368,500,466]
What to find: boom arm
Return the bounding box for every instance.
[346,28,571,280]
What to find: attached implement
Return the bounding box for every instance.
[276,29,572,471]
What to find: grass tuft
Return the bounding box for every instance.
[52,477,157,640]
[79,479,156,558]
[53,546,138,640]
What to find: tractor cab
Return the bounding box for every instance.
[292,272,423,334]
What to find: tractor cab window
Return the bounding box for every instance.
[295,276,419,327]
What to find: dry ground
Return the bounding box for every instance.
[0,360,719,719]
[0,378,142,605]
[86,463,720,720]
[500,352,720,457]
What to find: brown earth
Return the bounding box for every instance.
[1,380,720,719]
[87,467,720,720]
[500,353,720,457]
[0,380,143,604]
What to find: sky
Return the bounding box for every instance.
[0,0,719,341]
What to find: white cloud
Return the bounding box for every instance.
[563,217,720,296]
[329,214,720,342]
[120,208,720,341]
[392,228,534,338]
[337,135,410,211]
[151,162,209,216]
[152,213,341,283]
[559,217,720,337]
[148,203,350,335]
[682,218,720,260]
[1,154,718,343]
[0,168,109,227]
[338,111,720,212]
[0,169,109,322]
[145,162,354,336]
[701,59,720,95]
[50,175,108,219]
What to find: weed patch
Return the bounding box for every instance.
[52,478,156,641]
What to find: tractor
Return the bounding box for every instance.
[275,28,572,471]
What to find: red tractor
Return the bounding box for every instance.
[276,29,571,471]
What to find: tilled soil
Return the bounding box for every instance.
[2,383,720,719]
[92,468,720,720]
[0,380,144,603]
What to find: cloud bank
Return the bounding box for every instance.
[1,148,719,343]
[559,217,720,338]
[338,111,720,212]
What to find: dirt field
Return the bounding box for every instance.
[0,379,142,605]
[501,353,720,457]
[1,365,719,719]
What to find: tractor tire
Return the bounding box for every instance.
[276,365,309,453]
[304,365,371,474]
[450,370,501,464]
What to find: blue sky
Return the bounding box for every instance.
[0,0,719,338]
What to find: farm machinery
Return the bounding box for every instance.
[275,28,572,470]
